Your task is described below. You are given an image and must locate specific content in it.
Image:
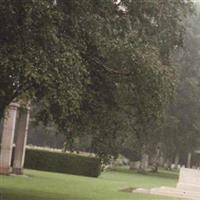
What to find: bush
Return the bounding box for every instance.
[24,148,101,177]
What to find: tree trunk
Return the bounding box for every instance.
[151,145,161,173]
[140,154,149,172]
[174,153,180,169]
[187,152,192,168]
[159,154,165,167]
[139,145,149,172]
[164,158,172,170]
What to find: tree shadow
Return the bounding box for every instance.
[0,188,92,200]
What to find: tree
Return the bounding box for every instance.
[161,5,200,167]
[0,0,87,119]
[0,0,193,161]
[53,0,193,162]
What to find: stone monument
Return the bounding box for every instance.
[134,168,200,200]
[0,102,30,175]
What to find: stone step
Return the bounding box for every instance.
[150,187,200,200]
[177,183,200,192]
[161,186,200,195]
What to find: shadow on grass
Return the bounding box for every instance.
[110,168,178,180]
[0,188,92,200]
[120,187,136,193]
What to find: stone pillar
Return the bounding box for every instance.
[12,105,30,175]
[0,103,19,175]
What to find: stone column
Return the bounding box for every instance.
[0,103,19,175]
[12,105,30,175]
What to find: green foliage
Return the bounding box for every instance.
[58,0,193,161]
[24,148,101,177]
[160,6,200,161]
[0,0,194,160]
[0,0,87,119]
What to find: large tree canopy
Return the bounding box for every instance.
[0,0,193,159]
[0,0,88,118]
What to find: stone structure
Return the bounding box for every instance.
[0,102,30,175]
[134,168,200,200]
[177,167,200,191]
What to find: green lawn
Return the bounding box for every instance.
[0,168,179,200]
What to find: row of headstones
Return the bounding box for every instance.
[0,102,30,175]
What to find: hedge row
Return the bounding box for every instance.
[24,148,101,177]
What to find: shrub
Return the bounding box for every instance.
[24,148,101,177]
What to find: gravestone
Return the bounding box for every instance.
[177,167,200,191]
[134,168,200,200]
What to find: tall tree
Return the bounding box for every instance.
[0,0,193,160]
[161,5,200,166]
[50,0,193,161]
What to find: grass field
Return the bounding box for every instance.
[0,168,178,200]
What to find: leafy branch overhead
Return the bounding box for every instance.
[0,0,193,159]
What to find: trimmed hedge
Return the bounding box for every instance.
[24,148,101,177]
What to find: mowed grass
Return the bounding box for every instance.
[0,168,179,200]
